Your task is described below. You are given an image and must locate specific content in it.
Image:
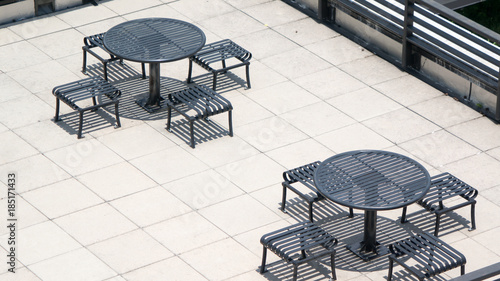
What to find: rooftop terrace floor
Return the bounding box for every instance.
[0,0,499,280]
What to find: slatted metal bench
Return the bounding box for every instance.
[82,33,146,81]
[282,161,353,222]
[166,85,233,148]
[401,172,478,237]
[388,232,466,281]
[187,39,251,90]
[260,221,337,281]
[52,77,121,139]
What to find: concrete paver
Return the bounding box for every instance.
[0,0,499,280]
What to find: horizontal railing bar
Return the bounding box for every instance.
[415,0,500,45]
[448,262,500,281]
[334,0,404,38]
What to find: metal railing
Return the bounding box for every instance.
[448,262,500,281]
[0,0,19,6]
[323,0,500,121]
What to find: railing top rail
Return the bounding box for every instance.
[415,0,500,45]
[447,262,500,281]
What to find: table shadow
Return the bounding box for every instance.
[259,195,473,280]
[84,62,245,121]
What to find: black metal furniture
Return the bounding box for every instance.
[314,150,431,261]
[103,18,206,112]
[388,232,466,281]
[166,85,233,148]
[281,161,353,222]
[52,77,121,139]
[401,172,478,237]
[82,33,146,81]
[187,39,252,90]
[260,221,337,281]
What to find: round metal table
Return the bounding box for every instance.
[103,18,206,112]
[313,150,430,261]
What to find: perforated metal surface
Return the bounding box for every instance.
[103,18,206,63]
[314,150,430,211]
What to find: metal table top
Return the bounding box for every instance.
[103,18,206,64]
[314,150,431,211]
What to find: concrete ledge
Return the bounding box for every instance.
[0,0,35,23]
[0,0,84,25]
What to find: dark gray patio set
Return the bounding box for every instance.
[53,17,250,147]
[51,17,479,281]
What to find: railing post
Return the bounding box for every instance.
[402,0,415,70]
[496,77,500,120]
[318,0,327,22]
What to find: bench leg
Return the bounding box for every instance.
[90,95,99,112]
[470,203,476,231]
[114,101,121,128]
[260,246,267,273]
[54,98,60,122]
[221,59,227,72]
[190,120,195,148]
[434,213,442,237]
[460,264,465,275]
[330,252,337,280]
[141,63,146,79]
[103,61,109,81]
[281,183,287,212]
[166,106,172,132]
[308,201,314,222]
[400,206,408,223]
[82,48,88,74]
[78,111,84,139]
[245,63,251,89]
[292,264,298,281]
[349,208,354,218]
[212,72,218,91]
[187,60,193,83]
[387,258,394,281]
[228,110,233,137]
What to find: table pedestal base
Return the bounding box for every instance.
[346,241,389,262]
[136,62,164,113]
[135,97,164,113]
[346,210,389,261]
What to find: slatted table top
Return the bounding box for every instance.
[314,150,430,211]
[103,18,206,64]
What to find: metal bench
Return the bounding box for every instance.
[52,77,121,139]
[260,221,337,281]
[282,161,353,222]
[401,172,478,236]
[166,85,233,148]
[187,39,251,90]
[388,232,466,281]
[82,33,146,81]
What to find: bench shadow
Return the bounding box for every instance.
[399,208,473,237]
[166,116,232,147]
[52,108,119,138]
[84,63,243,120]
[187,71,249,94]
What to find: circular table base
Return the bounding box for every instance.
[346,241,390,262]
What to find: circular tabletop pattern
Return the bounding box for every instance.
[314,150,430,211]
[103,18,206,63]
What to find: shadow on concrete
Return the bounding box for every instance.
[56,62,239,143]
[257,195,473,280]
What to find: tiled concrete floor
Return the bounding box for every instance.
[1,0,500,280]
